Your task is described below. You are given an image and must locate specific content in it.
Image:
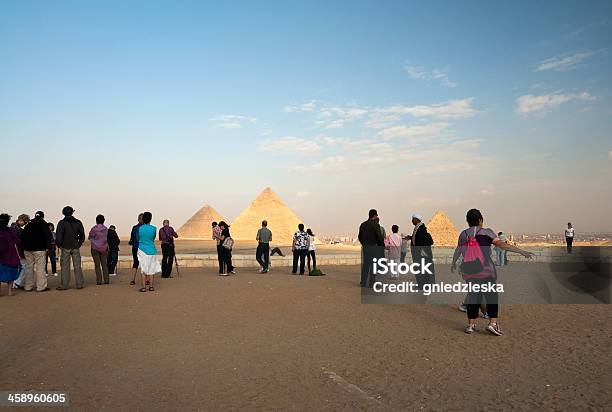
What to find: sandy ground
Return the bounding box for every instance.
[1,265,611,411]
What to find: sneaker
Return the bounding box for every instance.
[486,323,504,336]
[258,268,264,273]
[458,303,468,312]
[109,273,116,277]
[480,311,490,319]
[464,324,477,334]
[53,273,58,277]
[262,269,268,273]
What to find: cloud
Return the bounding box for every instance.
[315,106,369,129]
[376,98,478,120]
[404,64,457,87]
[515,92,595,115]
[289,156,346,172]
[376,123,448,140]
[284,101,317,113]
[210,114,257,129]
[536,51,594,72]
[259,136,321,155]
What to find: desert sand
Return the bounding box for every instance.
[1,264,610,411]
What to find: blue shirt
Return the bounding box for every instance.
[138,224,157,255]
[129,223,142,248]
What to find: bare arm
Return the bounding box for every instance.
[493,239,534,258]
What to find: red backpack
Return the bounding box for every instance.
[460,228,493,280]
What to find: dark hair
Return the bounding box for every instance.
[48,222,55,230]
[142,212,152,224]
[392,225,399,233]
[466,209,483,227]
[218,221,228,228]
[0,213,10,228]
[96,214,105,224]
[62,206,74,217]
[109,225,116,230]
[212,222,218,227]
[368,209,378,219]
[298,223,304,231]
[262,220,267,227]
[307,228,314,236]
[35,211,45,219]
[498,231,503,236]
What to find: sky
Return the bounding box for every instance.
[1,0,611,236]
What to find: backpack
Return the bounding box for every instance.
[222,237,234,251]
[459,228,489,280]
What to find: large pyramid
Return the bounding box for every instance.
[426,211,459,246]
[178,204,225,239]
[231,187,305,245]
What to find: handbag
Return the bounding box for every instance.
[222,237,234,250]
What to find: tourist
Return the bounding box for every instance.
[21,211,52,292]
[89,214,110,285]
[565,222,574,254]
[45,222,58,277]
[11,214,29,289]
[358,209,384,288]
[0,214,21,296]
[56,206,86,290]
[256,220,272,273]
[218,221,235,276]
[212,222,223,274]
[400,233,408,263]
[306,228,317,274]
[495,231,508,266]
[451,208,534,336]
[137,212,161,292]
[291,223,309,275]
[271,247,284,257]
[159,219,179,278]
[128,213,144,286]
[107,225,120,276]
[406,213,435,289]
[385,225,402,277]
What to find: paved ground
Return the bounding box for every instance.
[1,265,610,411]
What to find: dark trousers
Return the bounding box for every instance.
[566,237,573,254]
[161,243,175,277]
[220,247,234,273]
[216,244,224,273]
[465,279,499,319]
[256,242,270,270]
[107,251,118,274]
[292,249,307,274]
[131,247,139,268]
[46,249,57,274]
[360,245,382,287]
[307,250,316,272]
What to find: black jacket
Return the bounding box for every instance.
[21,217,52,252]
[411,224,434,260]
[107,229,120,252]
[56,216,85,250]
[358,219,384,246]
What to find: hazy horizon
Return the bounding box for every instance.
[2,1,611,235]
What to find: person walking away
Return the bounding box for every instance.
[218,221,235,276]
[451,208,534,336]
[21,211,52,292]
[292,224,310,275]
[306,228,317,274]
[45,222,58,277]
[495,232,508,266]
[137,212,161,291]
[256,220,272,273]
[565,222,574,254]
[212,222,224,274]
[0,214,22,296]
[89,214,109,285]
[159,219,178,278]
[56,206,85,290]
[128,213,144,285]
[385,225,402,278]
[406,213,435,289]
[11,214,29,289]
[358,209,384,288]
[107,225,120,276]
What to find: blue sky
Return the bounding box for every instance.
[1,1,611,235]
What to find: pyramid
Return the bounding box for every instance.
[231,187,305,245]
[426,211,459,246]
[178,204,225,239]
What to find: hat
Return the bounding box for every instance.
[109,225,116,230]
[412,213,423,221]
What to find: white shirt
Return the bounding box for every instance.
[308,235,316,251]
[565,228,574,238]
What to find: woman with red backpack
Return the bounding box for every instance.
[451,209,533,336]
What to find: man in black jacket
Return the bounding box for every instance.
[21,211,52,292]
[107,225,121,276]
[358,209,384,288]
[406,213,435,289]
[56,206,86,290]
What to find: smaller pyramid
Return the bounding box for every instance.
[178,204,225,239]
[427,211,459,246]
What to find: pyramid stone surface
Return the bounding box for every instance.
[231,188,305,245]
[427,211,459,246]
[178,204,225,239]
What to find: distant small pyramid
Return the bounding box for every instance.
[231,187,305,245]
[427,211,459,246]
[178,204,225,239]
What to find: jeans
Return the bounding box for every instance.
[161,243,175,277]
[307,250,316,272]
[91,249,109,284]
[256,242,270,270]
[496,247,507,266]
[292,249,308,274]
[60,248,84,289]
[24,250,47,291]
[566,237,573,254]
[107,251,119,274]
[46,249,57,274]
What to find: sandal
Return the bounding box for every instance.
[148,286,154,291]
[139,287,146,292]
[130,281,136,285]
